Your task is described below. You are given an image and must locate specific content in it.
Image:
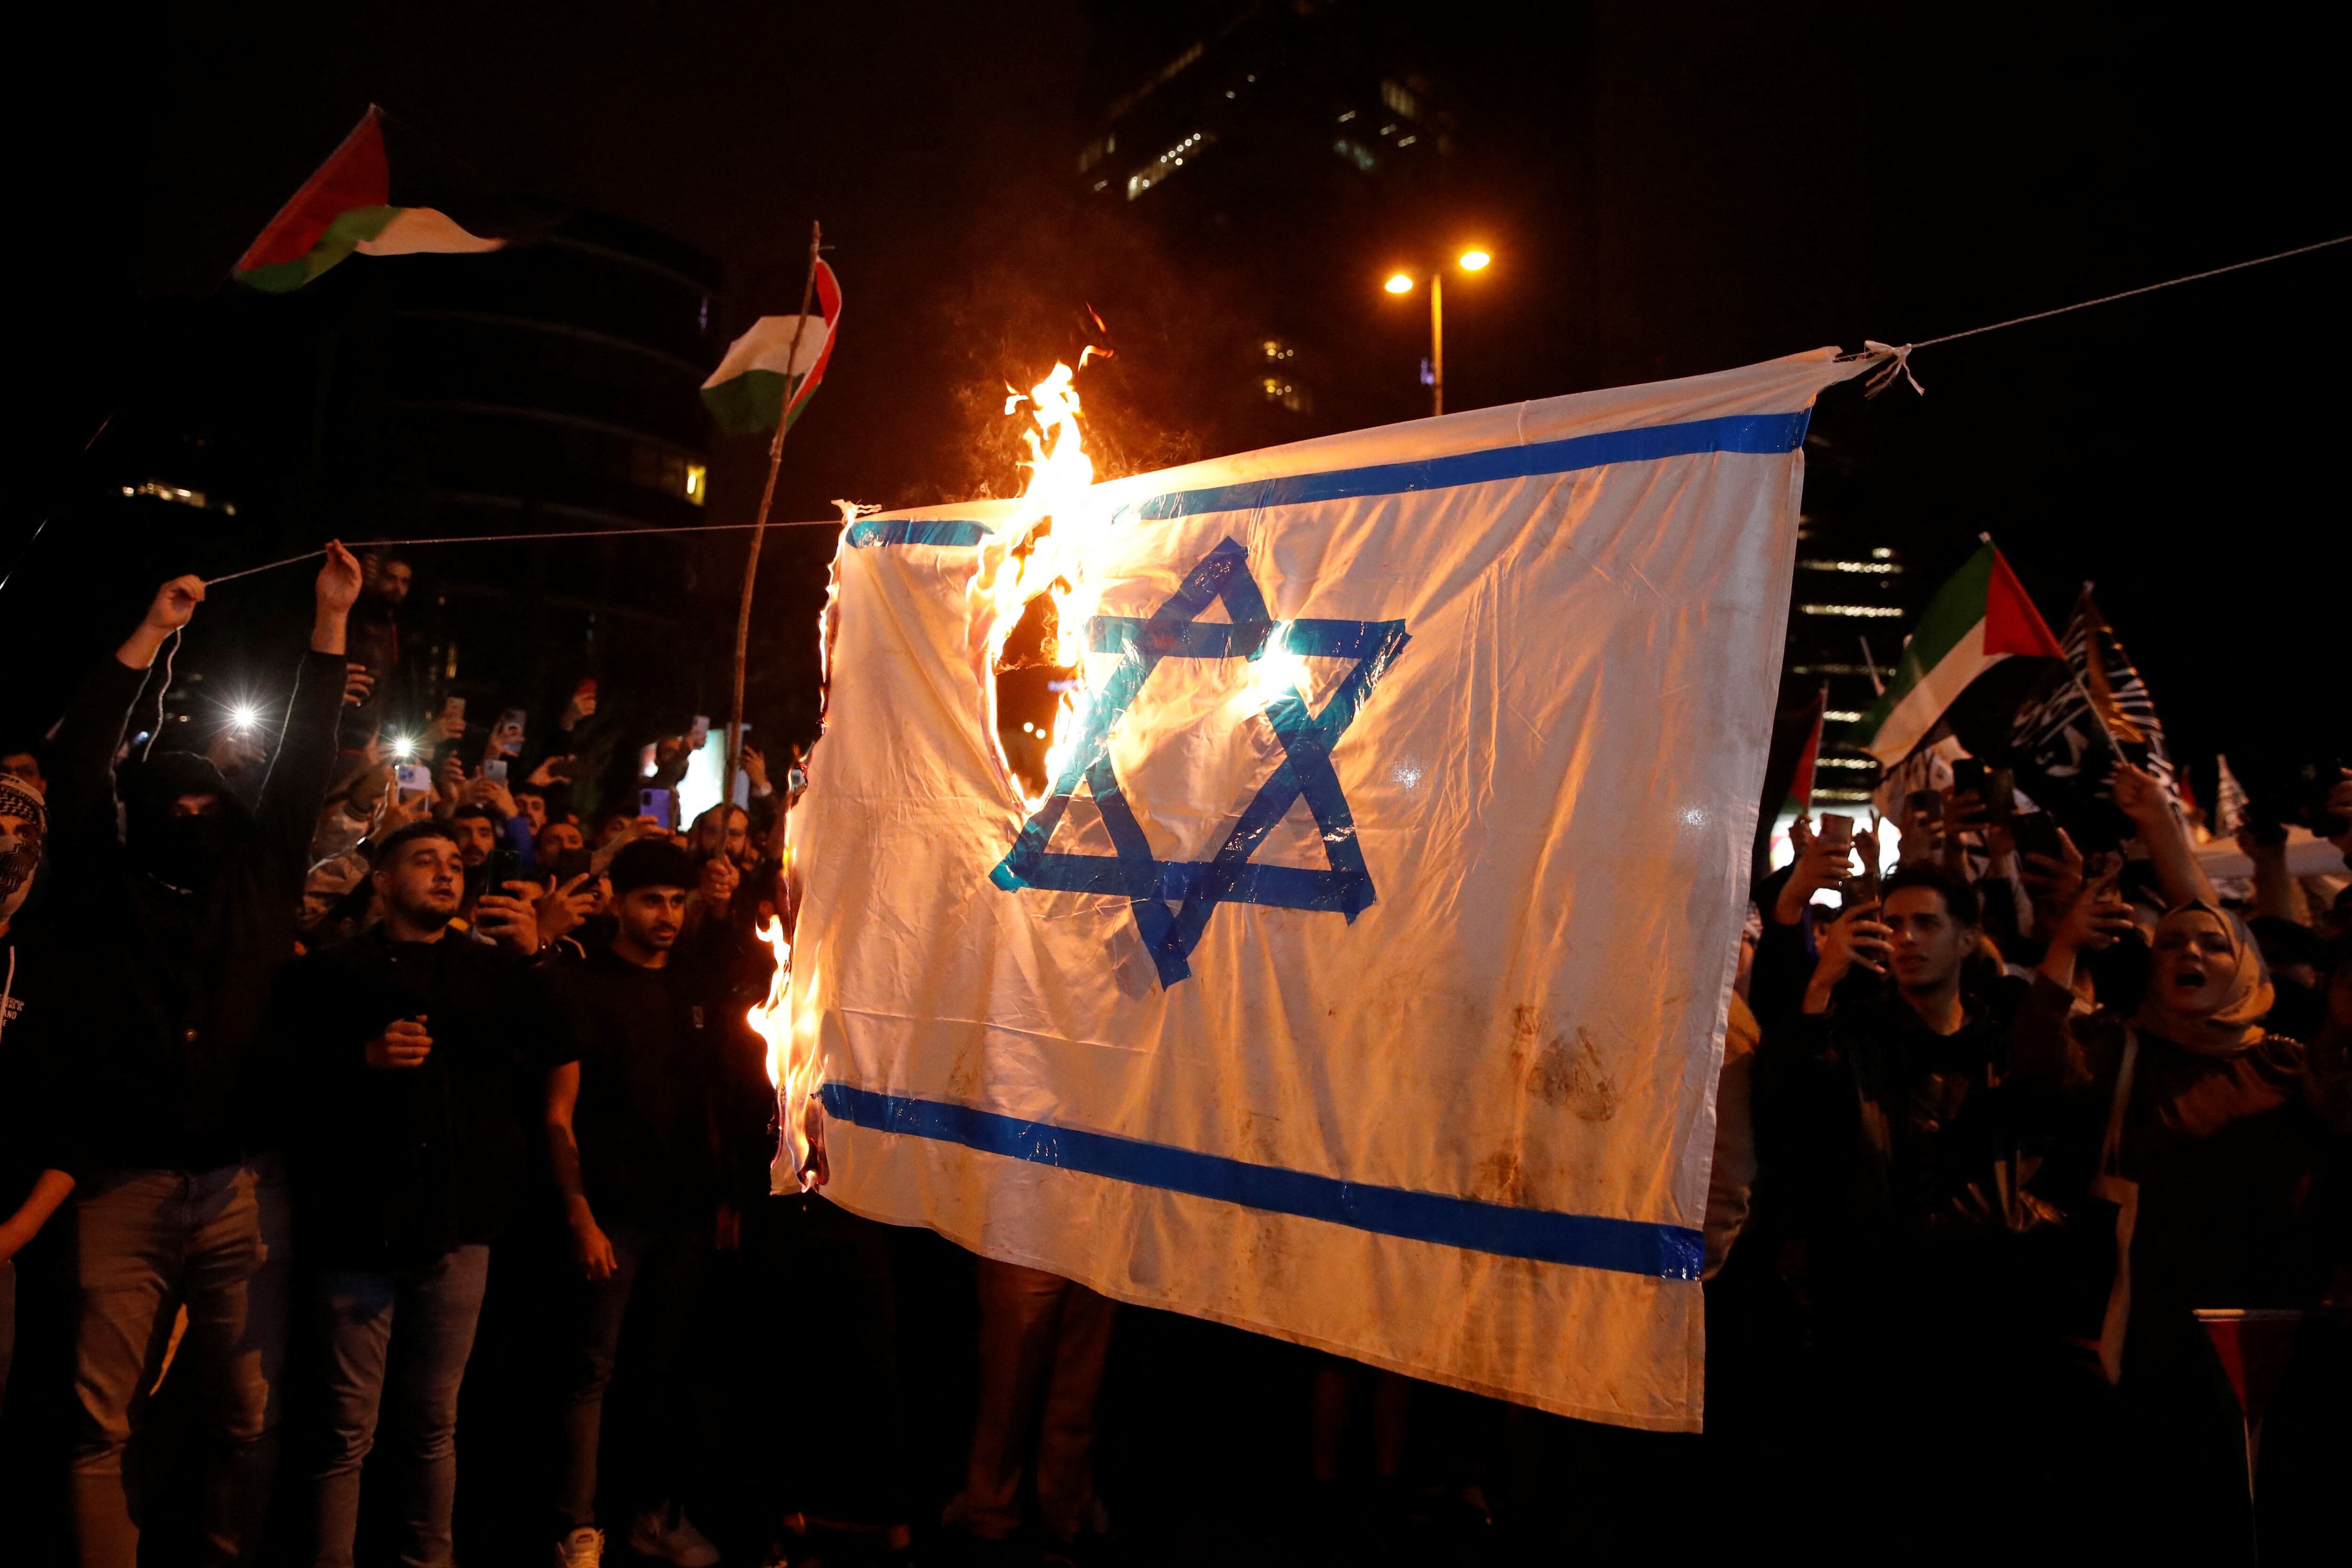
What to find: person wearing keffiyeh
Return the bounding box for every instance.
[0,771,74,1415]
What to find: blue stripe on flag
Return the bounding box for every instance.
[820,1083,1705,1280]
[1127,410,1811,522]
[846,518,991,548]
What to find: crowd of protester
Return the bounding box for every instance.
[0,549,2345,1567]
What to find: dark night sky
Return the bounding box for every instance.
[11,1,2348,777]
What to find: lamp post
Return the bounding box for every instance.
[1386,248,1491,417]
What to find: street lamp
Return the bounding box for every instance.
[1383,248,1494,416]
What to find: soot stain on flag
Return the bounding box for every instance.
[1476,1149,1530,1208]
[1514,1006,1620,1122]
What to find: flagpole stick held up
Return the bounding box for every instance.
[727,220,824,804]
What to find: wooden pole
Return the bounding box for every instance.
[1430,269,1444,417]
[727,221,823,804]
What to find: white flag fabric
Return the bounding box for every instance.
[786,348,1872,1431]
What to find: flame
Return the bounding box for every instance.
[748,910,822,1189]
[982,357,1111,809]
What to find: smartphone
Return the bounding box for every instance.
[492,709,527,756]
[1818,811,1855,844]
[1950,758,1987,799]
[441,696,467,724]
[2013,812,2065,862]
[1906,788,1943,823]
[482,758,509,783]
[394,763,433,796]
[688,715,711,747]
[480,846,523,917]
[1983,767,2016,829]
[553,847,595,883]
[640,787,673,828]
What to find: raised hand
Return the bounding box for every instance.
[476,882,542,955]
[2049,870,2136,956]
[145,575,207,634]
[1774,819,1854,925]
[536,874,598,943]
[2109,761,2168,825]
[315,540,365,616]
[699,855,740,910]
[1805,902,1891,1010]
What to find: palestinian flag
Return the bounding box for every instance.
[233,106,505,293]
[701,260,844,436]
[1847,540,2063,765]
[1749,683,1828,876]
[1784,687,1828,815]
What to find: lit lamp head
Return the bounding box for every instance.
[1383,272,1415,294]
[1457,249,1492,271]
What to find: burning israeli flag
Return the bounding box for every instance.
[774,348,1874,1430]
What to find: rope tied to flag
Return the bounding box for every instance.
[1862,341,1923,398]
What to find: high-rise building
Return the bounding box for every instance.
[1074,0,1458,449]
[72,212,726,756]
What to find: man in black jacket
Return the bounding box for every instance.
[47,549,359,1567]
[1756,861,2041,1548]
[264,818,543,1568]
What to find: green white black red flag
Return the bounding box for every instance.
[233,106,510,292]
[1845,540,2064,765]
[701,261,844,435]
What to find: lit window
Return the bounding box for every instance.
[1337,109,1357,123]
[1870,547,1895,559]
[1126,131,1216,199]
[1334,138,1378,172]
[683,463,707,506]
[1798,604,1906,618]
[1397,135,1417,147]
[132,481,215,511]
[1823,709,1864,723]
[1816,757,1877,770]
[1796,558,1902,574]
[1381,80,1422,121]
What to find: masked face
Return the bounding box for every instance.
[137,795,231,891]
[0,793,44,924]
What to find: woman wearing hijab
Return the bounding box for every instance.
[2019,765,2349,1559]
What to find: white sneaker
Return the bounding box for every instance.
[628,1501,722,1567]
[553,1525,605,1567]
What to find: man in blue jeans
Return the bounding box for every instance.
[262,818,544,1567]
[47,552,358,1567]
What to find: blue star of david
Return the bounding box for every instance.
[990,537,1410,987]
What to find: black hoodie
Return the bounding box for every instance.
[35,648,345,1173]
